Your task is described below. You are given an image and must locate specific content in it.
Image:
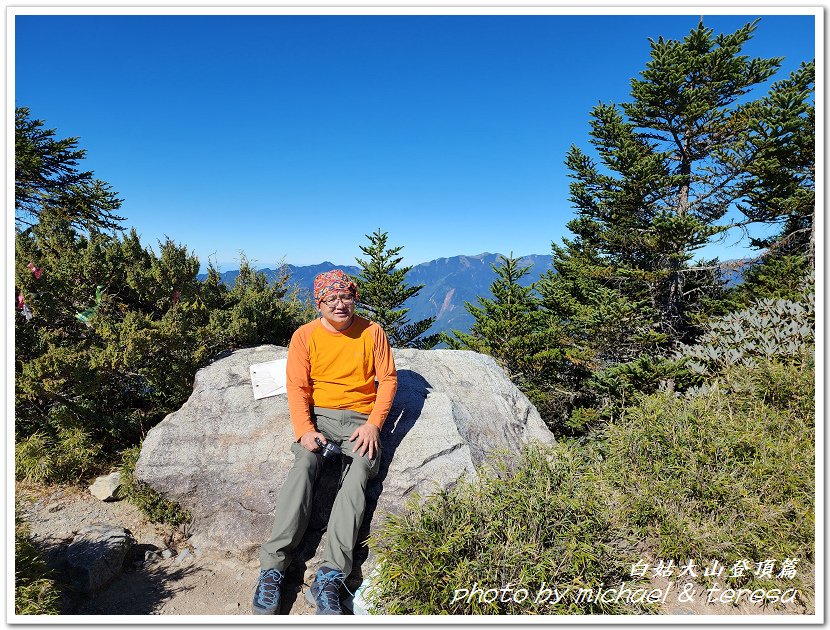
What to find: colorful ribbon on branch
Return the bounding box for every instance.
[75,285,104,325]
[27,262,43,280]
[17,291,33,321]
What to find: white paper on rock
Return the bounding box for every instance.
[250,359,287,400]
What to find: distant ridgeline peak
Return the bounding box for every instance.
[196,254,748,337]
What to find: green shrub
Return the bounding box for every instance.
[368,445,647,614]
[603,353,814,594]
[15,427,102,484]
[577,355,689,427]
[676,297,814,380]
[730,255,813,307]
[119,445,191,526]
[15,510,61,615]
[16,201,314,485]
[368,351,814,614]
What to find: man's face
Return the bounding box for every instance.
[318,292,356,328]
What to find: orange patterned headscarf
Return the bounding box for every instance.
[313,269,358,304]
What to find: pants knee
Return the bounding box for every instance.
[343,452,379,481]
[291,442,321,475]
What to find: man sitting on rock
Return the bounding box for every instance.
[253,269,398,615]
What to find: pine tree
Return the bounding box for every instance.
[532,20,813,431]
[354,229,439,349]
[541,20,790,356]
[202,253,314,352]
[733,60,815,255]
[443,255,565,411]
[727,60,815,306]
[15,107,124,232]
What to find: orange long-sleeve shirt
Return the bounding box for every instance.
[285,315,398,440]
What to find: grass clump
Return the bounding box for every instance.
[119,445,191,526]
[603,353,814,594]
[15,509,61,615]
[15,427,102,484]
[368,444,647,614]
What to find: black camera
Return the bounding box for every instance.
[314,437,342,460]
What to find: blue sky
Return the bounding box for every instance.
[14,11,817,271]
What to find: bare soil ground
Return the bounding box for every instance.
[16,482,300,616]
[16,482,814,618]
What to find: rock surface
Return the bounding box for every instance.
[135,346,554,577]
[89,472,122,502]
[65,524,136,593]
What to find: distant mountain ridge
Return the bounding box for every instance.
[197,253,554,337]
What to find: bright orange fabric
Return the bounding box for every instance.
[285,315,398,440]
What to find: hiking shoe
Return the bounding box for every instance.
[304,566,345,614]
[252,568,285,614]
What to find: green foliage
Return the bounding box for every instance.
[564,290,814,433]
[443,255,568,424]
[676,296,814,383]
[15,510,61,615]
[15,428,102,484]
[569,355,687,431]
[368,445,644,614]
[731,61,815,254]
[15,230,308,480]
[538,243,665,369]
[535,244,667,430]
[355,229,439,349]
[602,354,814,593]
[723,59,815,313]
[15,109,313,483]
[200,254,315,354]
[15,107,124,232]
[731,254,812,307]
[119,445,191,526]
[369,352,814,613]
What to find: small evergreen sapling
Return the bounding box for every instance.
[355,229,439,349]
[443,255,565,417]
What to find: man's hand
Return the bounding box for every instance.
[300,430,326,452]
[349,422,380,461]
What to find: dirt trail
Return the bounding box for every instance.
[17,482,295,616]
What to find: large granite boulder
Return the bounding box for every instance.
[135,346,554,575]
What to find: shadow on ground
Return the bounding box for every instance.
[65,562,200,615]
[28,530,200,615]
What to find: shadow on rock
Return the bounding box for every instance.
[356,369,430,582]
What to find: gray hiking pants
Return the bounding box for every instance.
[258,407,381,577]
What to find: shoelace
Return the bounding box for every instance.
[317,570,349,611]
[256,569,283,607]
